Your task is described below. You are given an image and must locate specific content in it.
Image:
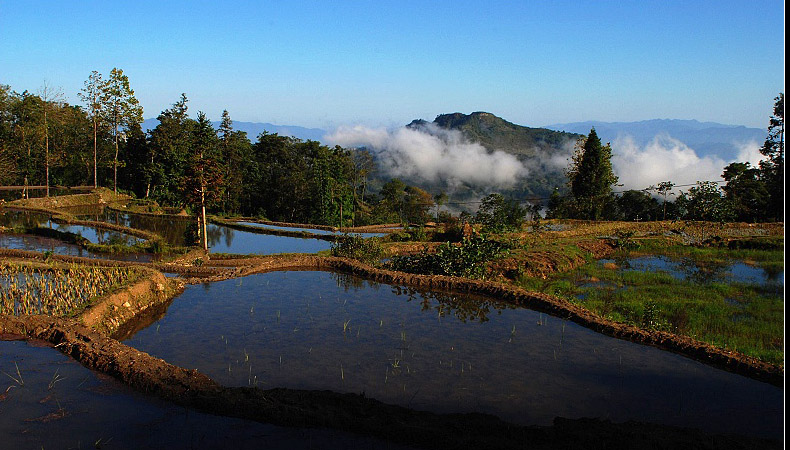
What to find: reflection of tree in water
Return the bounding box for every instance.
[206,224,234,248]
[678,258,728,284]
[0,210,49,228]
[390,285,512,324]
[761,264,783,283]
[330,272,382,292]
[329,272,509,323]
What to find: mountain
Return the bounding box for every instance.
[544,119,766,161]
[142,118,327,143]
[409,111,581,157]
[400,112,582,202]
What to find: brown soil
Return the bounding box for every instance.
[0,314,779,450]
[78,268,183,335]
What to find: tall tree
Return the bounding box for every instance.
[38,82,64,196]
[758,93,784,221]
[104,68,143,193]
[147,94,191,202]
[78,71,107,188]
[184,112,224,250]
[567,128,618,219]
[0,84,17,185]
[217,109,249,214]
[649,181,675,221]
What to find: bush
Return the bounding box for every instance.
[387,233,508,279]
[331,234,384,264]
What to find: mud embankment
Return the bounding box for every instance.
[78,268,183,335]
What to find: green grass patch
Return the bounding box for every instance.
[517,250,784,366]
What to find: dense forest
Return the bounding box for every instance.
[0,71,784,226]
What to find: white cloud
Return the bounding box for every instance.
[612,134,730,192]
[326,124,527,189]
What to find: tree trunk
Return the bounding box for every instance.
[201,185,208,251]
[93,119,98,188]
[45,109,49,197]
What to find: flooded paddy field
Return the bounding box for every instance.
[0,234,153,262]
[123,270,783,441]
[0,340,411,450]
[205,223,332,254]
[599,255,784,290]
[234,221,389,238]
[79,209,192,246]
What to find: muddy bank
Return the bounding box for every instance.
[4,188,130,210]
[78,268,183,335]
[0,315,778,450]
[210,217,341,241]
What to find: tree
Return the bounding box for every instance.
[403,185,434,225]
[78,71,108,188]
[183,112,224,250]
[675,181,734,222]
[616,190,661,221]
[649,181,675,221]
[567,128,618,219]
[475,193,526,232]
[104,68,143,193]
[722,162,768,222]
[758,93,784,221]
[0,84,17,185]
[434,191,448,221]
[217,109,249,214]
[147,94,191,202]
[38,82,64,196]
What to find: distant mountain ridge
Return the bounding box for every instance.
[142,118,327,143]
[544,119,766,161]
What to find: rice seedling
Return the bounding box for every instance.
[2,361,24,387]
[0,261,140,317]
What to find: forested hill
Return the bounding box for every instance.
[408,111,582,157]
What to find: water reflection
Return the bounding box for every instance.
[601,256,783,289]
[124,271,783,440]
[0,340,402,450]
[0,234,152,262]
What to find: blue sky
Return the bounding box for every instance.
[0,1,784,129]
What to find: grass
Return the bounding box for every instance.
[516,246,784,366]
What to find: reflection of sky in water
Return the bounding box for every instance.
[125,271,782,440]
[235,222,388,238]
[601,256,783,288]
[0,340,405,450]
[0,234,151,262]
[206,224,332,254]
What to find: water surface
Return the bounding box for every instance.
[124,271,783,440]
[0,340,411,449]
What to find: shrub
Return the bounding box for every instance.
[331,234,384,264]
[387,233,508,279]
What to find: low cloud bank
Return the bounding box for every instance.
[611,134,766,193]
[326,124,528,190]
[326,123,766,197]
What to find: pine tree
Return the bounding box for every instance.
[567,128,618,219]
